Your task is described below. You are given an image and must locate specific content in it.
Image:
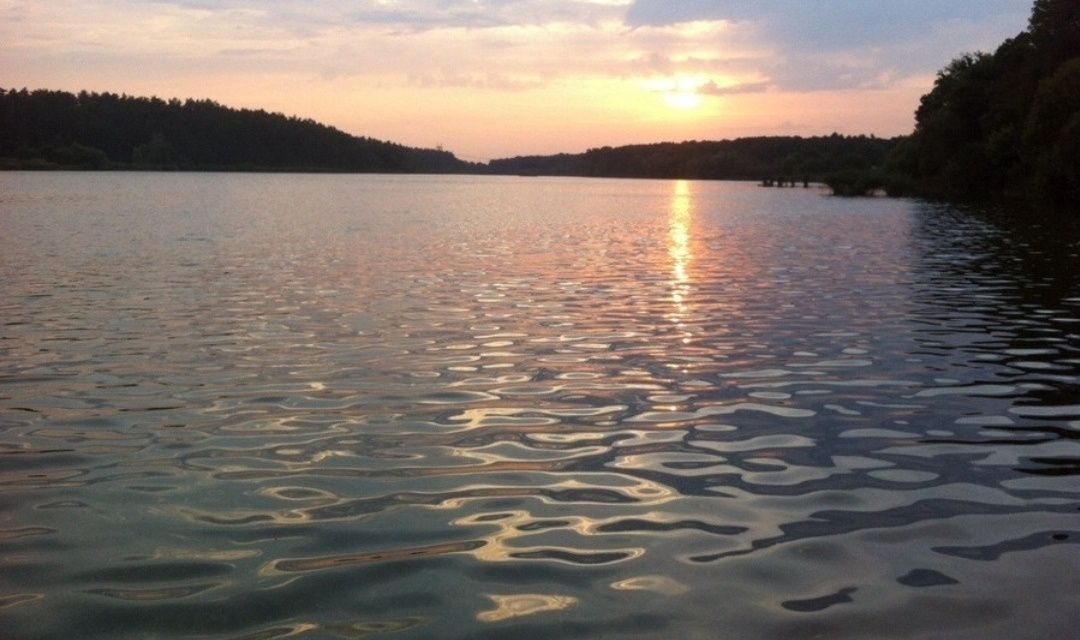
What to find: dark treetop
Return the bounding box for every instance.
[886,0,1080,204]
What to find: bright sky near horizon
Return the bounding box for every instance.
[0,0,1033,160]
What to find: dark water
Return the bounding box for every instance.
[1,173,1078,639]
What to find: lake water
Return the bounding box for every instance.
[1,172,1078,639]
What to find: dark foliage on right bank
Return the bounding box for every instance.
[886,0,1080,204]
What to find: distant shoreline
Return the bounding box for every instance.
[0,88,897,187]
[0,165,831,187]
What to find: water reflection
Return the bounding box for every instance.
[476,594,578,622]
[1,173,1078,640]
[668,179,693,321]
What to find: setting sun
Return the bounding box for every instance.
[663,91,702,110]
[647,76,707,112]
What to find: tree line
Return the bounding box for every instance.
[485,135,899,184]
[0,88,896,185]
[836,0,1078,203]
[0,89,471,173]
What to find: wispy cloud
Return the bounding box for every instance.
[698,80,771,95]
[624,0,1033,90]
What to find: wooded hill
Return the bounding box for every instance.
[0,88,471,173]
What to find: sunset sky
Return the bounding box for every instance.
[1,0,1033,160]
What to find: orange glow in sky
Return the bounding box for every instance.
[0,0,1033,160]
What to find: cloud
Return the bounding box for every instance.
[0,0,1034,98]
[698,80,770,95]
[624,0,1033,90]
[122,0,631,32]
[406,71,546,92]
[625,0,1029,45]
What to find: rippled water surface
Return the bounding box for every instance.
[2,172,1079,639]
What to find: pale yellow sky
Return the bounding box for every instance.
[0,0,1032,160]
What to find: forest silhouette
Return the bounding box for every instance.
[0,91,470,174]
[883,0,1080,203]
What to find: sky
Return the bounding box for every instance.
[0,0,1034,160]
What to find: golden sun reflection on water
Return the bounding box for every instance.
[476,594,578,622]
[668,180,694,338]
[611,575,690,596]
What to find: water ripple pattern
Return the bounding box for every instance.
[1,173,1078,639]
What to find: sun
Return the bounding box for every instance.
[647,76,706,111]
[663,91,702,110]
